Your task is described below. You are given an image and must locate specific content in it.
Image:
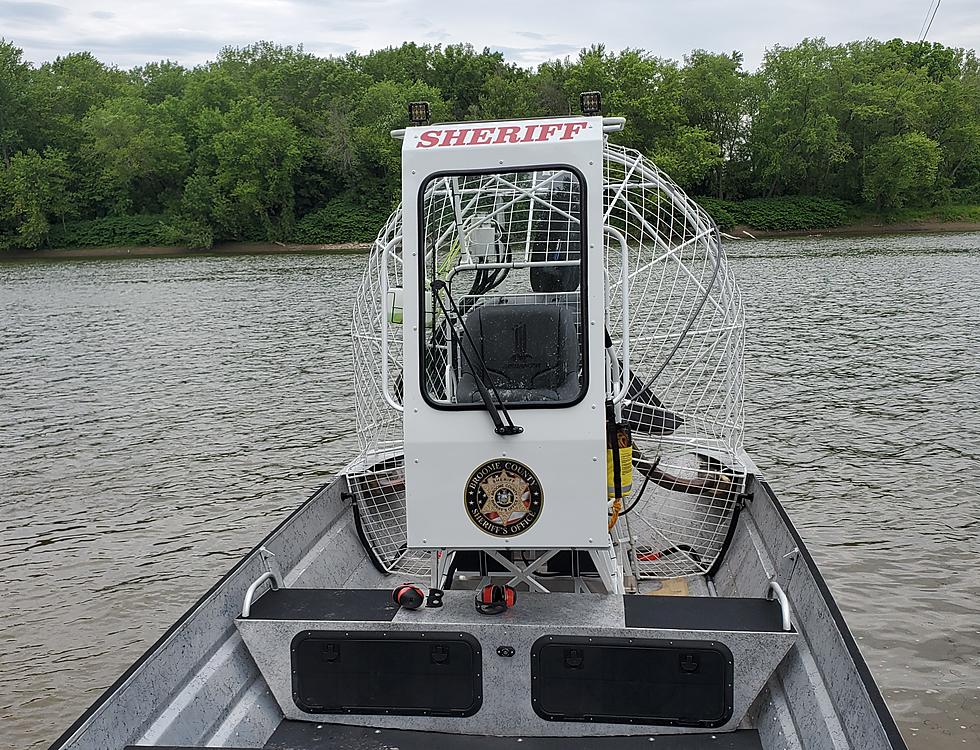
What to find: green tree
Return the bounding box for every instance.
[477,69,539,120]
[431,44,507,120]
[351,80,449,204]
[81,96,189,213]
[653,127,723,190]
[680,50,750,197]
[183,98,303,239]
[130,60,189,104]
[0,148,72,248]
[28,52,128,154]
[353,43,432,84]
[747,39,852,197]
[0,40,31,168]
[862,131,941,209]
[3,37,980,251]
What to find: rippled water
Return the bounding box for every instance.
[1,235,978,750]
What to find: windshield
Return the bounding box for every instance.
[419,167,587,408]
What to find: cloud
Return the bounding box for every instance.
[0,1,66,23]
[4,0,975,71]
[492,43,582,66]
[514,31,549,41]
[325,18,369,32]
[14,30,225,61]
[303,40,357,57]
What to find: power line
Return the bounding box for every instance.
[919,0,943,42]
[916,0,939,41]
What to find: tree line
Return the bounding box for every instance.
[0,37,978,250]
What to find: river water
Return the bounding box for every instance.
[1,234,978,749]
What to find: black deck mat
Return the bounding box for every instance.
[265,722,763,749]
[242,588,398,622]
[623,595,788,632]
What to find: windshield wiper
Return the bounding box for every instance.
[430,280,523,436]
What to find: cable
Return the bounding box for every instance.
[916,0,940,41]
[920,0,942,42]
[892,0,944,102]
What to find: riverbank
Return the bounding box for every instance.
[3,222,980,260]
[0,241,372,261]
[726,220,980,239]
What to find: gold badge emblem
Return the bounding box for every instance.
[465,459,543,536]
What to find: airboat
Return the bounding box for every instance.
[49,98,908,750]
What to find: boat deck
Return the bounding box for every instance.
[59,479,908,750]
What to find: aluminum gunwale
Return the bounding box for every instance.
[46,479,338,750]
[758,480,908,750]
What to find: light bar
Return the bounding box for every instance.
[579,91,602,116]
[407,101,431,126]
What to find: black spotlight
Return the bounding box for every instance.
[407,101,431,126]
[579,91,602,116]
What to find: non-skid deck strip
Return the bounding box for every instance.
[243,588,399,622]
[263,721,765,749]
[623,594,788,632]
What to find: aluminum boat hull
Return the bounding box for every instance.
[47,472,907,750]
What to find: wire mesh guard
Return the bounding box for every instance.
[347,139,744,579]
[421,168,585,408]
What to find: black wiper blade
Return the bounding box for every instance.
[430,280,522,437]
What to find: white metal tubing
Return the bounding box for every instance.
[604,225,630,404]
[607,347,623,421]
[430,170,569,254]
[766,580,793,632]
[241,571,280,618]
[379,235,405,413]
[602,117,626,132]
[445,259,579,284]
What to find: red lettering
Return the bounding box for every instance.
[469,127,494,145]
[494,126,521,144]
[536,123,562,141]
[440,128,471,147]
[559,121,588,140]
[417,129,440,148]
[417,121,588,149]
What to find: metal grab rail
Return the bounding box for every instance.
[602,117,626,133]
[241,571,280,618]
[603,225,631,404]
[378,235,405,413]
[766,580,793,632]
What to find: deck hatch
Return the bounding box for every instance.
[530,636,733,727]
[291,630,482,717]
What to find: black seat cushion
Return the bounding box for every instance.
[457,303,580,403]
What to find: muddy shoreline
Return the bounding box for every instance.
[726,220,980,239]
[0,241,372,261]
[4,222,980,260]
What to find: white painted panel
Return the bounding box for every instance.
[400,117,608,550]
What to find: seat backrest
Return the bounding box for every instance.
[457,303,581,403]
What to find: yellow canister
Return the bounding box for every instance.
[606,423,633,498]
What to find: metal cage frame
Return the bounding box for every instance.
[346,136,745,580]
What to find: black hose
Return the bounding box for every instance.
[617,456,659,518]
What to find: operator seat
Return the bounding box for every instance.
[457,303,581,403]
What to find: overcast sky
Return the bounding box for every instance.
[1,0,976,71]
